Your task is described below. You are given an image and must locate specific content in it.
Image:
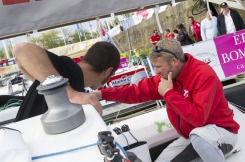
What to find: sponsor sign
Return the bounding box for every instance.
[214,30,245,77]
[106,66,145,87]
[118,57,128,69]
[182,29,245,81]
[111,75,132,86]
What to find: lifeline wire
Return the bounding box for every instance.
[32,140,129,160]
[118,129,130,149]
[116,141,129,159]
[32,142,101,160]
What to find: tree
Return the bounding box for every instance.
[113,17,120,26]
[103,21,109,31]
[92,31,100,38]
[72,31,80,43]
[72,30,98,43]
[7,45,14,58]
[0,48,5,59]
[123,13,131,18]
[30,30,65,49]
[0,45,14,59]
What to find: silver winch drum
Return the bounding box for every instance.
[37,75,86,134]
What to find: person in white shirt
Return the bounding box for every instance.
[201,9,219,41]
[217,2,245,83]
[217,2,245,35]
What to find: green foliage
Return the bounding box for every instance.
[113,17,120,26]
[30,30,65,49]
[0,45,14,59]
[136,46,152,57]
[103,23,108,31]
[123,13,131,18]
[120,46,151,63]
[93,31,100,38]
[120,52,130,61]
[72,30,97,42]
[7,45,14,58]
[0,48,5,59]
[29,28,99,49]
[72,31,80,42]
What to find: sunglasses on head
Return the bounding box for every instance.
[152,46,178,59]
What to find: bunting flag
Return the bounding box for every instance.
[59,27,66,45]
[59,27,70,54]
[97,20,120,52]
[88,21,94,38]
[80,23,87,41]
[99,23,106,37]
[97,19,126,69]
[76,24,83,42]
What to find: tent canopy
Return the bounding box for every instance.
[0,0,181,39]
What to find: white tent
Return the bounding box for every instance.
[0,0,179,39]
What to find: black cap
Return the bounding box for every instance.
[220,2,228,8]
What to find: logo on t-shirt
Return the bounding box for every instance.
[183,89,189,98]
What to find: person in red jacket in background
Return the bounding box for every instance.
[68,39,239,162]
[164,29,174,39]
[189,16,202,42]
[150,29,161,46]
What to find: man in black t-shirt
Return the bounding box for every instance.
[13,41,120,121]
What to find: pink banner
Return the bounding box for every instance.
[214,29,245,77]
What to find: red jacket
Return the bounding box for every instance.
[164,33,174,39]
[101,54,239,138]
[191,21,202,41]
[150,34,161,46]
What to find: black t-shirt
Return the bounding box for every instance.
[15,50,84,122]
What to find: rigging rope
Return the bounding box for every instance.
[0,98,22,111]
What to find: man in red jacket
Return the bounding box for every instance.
[68,39,239,161]
[164,29,174,39]
[150,29,161,46]
[189,16,202,42]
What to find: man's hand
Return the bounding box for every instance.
[158,72,173,96]
[66,87,103,115]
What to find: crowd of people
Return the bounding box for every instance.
[150,2,245,46]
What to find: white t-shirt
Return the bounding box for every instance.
[224,10,236,34]
[201,16,219,40]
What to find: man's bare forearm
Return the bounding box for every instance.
[14,43,59,82]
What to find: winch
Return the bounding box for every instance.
[37,75,86,134]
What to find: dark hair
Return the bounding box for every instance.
[153,30,157,33]
[176,23,186,30]
[173,29,178,34]
[165,29,170,33]
[83,41,120,74]
[188,16,194,20]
